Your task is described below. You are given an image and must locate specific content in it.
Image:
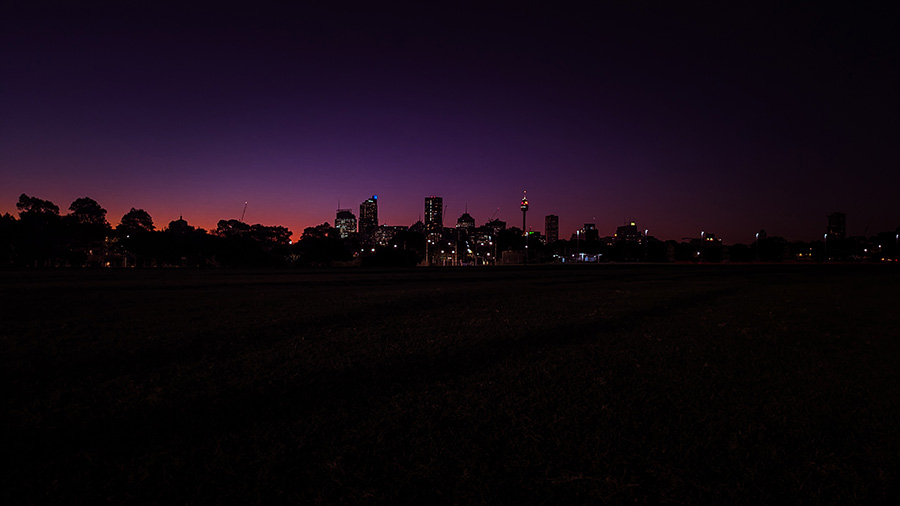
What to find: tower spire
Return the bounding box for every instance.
[520,190,529,265]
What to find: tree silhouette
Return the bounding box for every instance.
[64,197,111,266]
[249,224,292,246]
[215,219,250,238]
[390,230,426,262]
[0,213,15,266]
[209,220,293,267]
[15,194,62,266]
[16,193,59,216]
[68,197,108,225]
[118,208,155,233]
[498,227,525,252]
[301,223,340,241]
[292,223,350,266]
[116,208,156,267]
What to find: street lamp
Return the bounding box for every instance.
[644,229,648,262]
[824,233,828,262]
[755,232,759,261]
[576,229,581,261]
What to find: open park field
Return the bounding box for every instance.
[3,265,899,504]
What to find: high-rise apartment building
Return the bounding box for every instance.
[827,212,846,239]
[545,214,559,243]
[456,212,475,229]
[359,196,378,238]
[425,196,443,231]
[615,222,643,243]
[580,223,599,242]
[334,209,357,239]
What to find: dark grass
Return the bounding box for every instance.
[3,265,900,504]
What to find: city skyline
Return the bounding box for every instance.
[4,188,895,246]
[2,4,898,242]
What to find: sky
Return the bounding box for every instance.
[2,2,898,242]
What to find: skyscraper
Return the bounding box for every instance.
[359,195,378,238]
[827,212,846,239]
[425,196,443,231]
[615,222,642,243]
[580,223,599,242]
[334,209,357,239]
[456,211,475,229]
[545,214,559,243]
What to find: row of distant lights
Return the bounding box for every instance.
[351,231,900,254]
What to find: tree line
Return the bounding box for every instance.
[0,194,299,268]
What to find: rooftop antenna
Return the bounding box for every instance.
[241,202,248,222]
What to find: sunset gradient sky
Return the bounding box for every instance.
[2,3,898,242]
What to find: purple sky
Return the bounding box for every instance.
[2,3,898,242]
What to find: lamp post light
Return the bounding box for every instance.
[824,233,828,262]
[576,229,581,262]
[755,232,760,261]
[644,229,648,262]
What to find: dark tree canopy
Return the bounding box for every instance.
[68,197,108,226]
[118,208,155,233]
[301,223,339,241]
[498,227,525,251]
[59,197,111,266]
[215,219,250,238]
[16,194,59,216]
[250,224,292,245]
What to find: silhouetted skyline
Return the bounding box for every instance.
[2,3,898,241]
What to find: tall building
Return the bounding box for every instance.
[545,215,559,243]
[359,196,378,238]
[425,196,443,231]
[615,222,643,243]
[827,212,846,239]
[456,212,475,230]
[374,225,407,246]
[485,218,506,235]
[580,223,599,242]
[334,209,357,239]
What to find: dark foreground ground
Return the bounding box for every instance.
[3,264,899,504]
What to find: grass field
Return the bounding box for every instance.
[3,265,899,504]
